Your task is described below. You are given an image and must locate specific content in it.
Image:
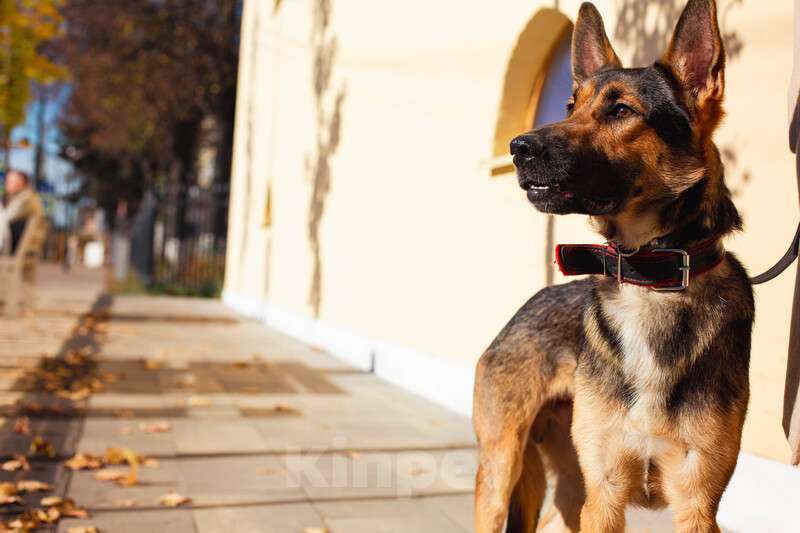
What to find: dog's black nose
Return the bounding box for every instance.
[510,134,543,158]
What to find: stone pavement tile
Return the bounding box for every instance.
[293,451,402,500]
[75,417,177,457]
[420,494,473,532]
[88,392,174,412]
[66,459,181,510]
[176,455,303,506]
[318,498,469,533]
[289,448,475,501]
[172,419,268,454]
[253,417,345,451]
[58,509,196,533]
[193,502,324,533]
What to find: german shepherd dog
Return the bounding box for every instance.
[473,1,753,531]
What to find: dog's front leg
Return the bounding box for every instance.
[572,381,641,533]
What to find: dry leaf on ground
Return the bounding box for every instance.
[157,491,190,507]
[28,436,56,458]
[40,496,63,507]
[144,359,163,370]
[1,455,30,472]
[187,396,210,407]
[304,528,329,533]
[56,388,92,401]
[0,494,23,505]
[64,453,103,471]
[408,466,427,477]
[67,527,99,533]
[270,404,302,415]
[138,421,171,433]
[16,480,53,493]
[94,467,137,487]
[12,416,31,435]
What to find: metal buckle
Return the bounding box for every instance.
[651,249,690,291]
[606,242,640,286]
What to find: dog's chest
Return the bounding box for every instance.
[601,286,679,442]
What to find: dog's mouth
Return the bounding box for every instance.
[519,177,618,215]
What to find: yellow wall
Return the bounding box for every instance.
[226,0,797,463]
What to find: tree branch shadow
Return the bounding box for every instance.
[307,0,346,318]
[613,0,750,199]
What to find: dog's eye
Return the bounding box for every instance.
[566,101,575,114]
[611,103,635,119]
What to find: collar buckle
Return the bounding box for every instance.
[650,249,691,291]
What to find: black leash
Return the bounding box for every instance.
[750,221,800,285]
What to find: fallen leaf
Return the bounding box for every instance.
[13,416,30,435]
[1,455,30,472]
[16,480,53,493]
[56,388,92,401]
[64,453,103,471]
[59,498,90,518]
[408,466,427,477]
[0,494,23,505]
[187,396,210,407]
[28,436,56,458]
[40,496,63,506]
[158,491,190,507]
[272,404,302,415]
[255,466,284,476]
[67,526,99,533]
[144,359,163,371]
[142,458,160,469]
[93,468,127,482]
[112,409,136,418]
[35,506,61,523]
[0,482,16,496]
[303,528,329,533]
[138,421,171,433]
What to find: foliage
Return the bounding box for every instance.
[57,0,241,214]
[0,0,66,142]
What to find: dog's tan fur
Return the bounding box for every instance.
[473,2,752,532]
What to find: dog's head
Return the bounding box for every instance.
[512,0,739,248]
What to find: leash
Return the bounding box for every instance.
[750,221,800,285]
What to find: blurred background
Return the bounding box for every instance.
[0,0,797,532]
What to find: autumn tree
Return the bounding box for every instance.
[57,0,241,219]
[0,0,65,168]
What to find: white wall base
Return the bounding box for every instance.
[222,290,475,417]
[222,289,800,531]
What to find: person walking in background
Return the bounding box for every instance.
[0,169,44,255]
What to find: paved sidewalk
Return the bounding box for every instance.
[1,266,475,533]
[0,265,680,533]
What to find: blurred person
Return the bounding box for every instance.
[0,169,44,255]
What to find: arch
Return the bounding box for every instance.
[491,8,573,176]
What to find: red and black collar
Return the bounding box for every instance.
[555,239,725,290]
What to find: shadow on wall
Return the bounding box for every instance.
[613,0,751,197]
[306,0,346,318]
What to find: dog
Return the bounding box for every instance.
[472,1,753,531]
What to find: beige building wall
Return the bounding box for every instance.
[225,0,797,464]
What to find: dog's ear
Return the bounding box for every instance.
[662,0,725,107]
[572,2,621,84]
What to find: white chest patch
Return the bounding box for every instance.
[602,285,673,454]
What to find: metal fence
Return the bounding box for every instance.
[149,182,229,296]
